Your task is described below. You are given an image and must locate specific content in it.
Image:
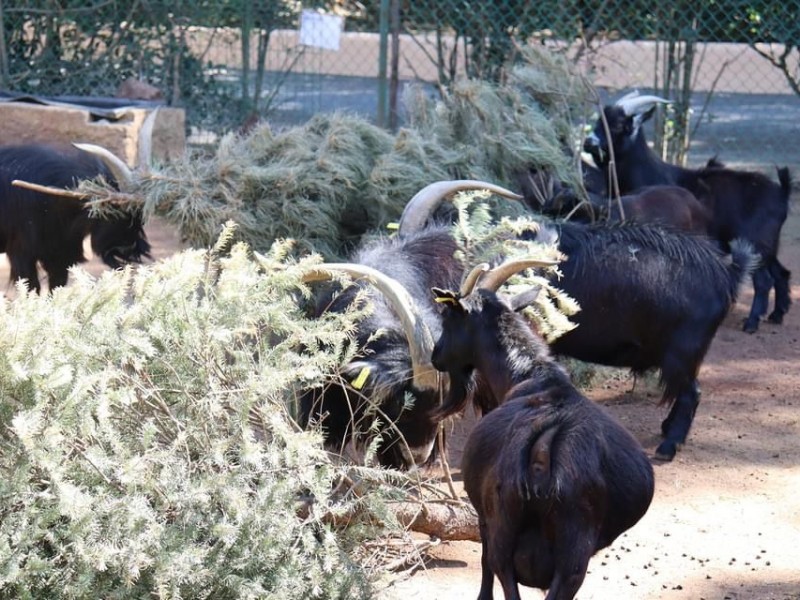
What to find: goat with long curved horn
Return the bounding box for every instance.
[0,142,152,292]
[301,262,439,393]
[299,257,449,469]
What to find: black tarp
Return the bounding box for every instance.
[0,91,163,120]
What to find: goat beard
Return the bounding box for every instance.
[101,240,152,269]
[431,368,475,421]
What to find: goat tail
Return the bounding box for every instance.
[500,404,561,501]
[728,238,759,299]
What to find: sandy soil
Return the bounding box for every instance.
[1,197,797,600]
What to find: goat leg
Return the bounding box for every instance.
[477,530,496,600]
[544,519,595,600]
[485,519,523,600]
[767,258,791,324]
[41,259,70,290]
[657,381,701,461]
[744,266,775,333]
[8,252,41,293]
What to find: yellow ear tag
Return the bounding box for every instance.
[386,222,399,231]
[351,366,370,390]
[434,296,458,305]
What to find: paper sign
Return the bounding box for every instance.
[299,10,343,51]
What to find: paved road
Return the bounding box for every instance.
[686,91,800,172]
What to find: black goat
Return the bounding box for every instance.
[300,180,524,469]
[0,143,150,292]
[401,186,755,461]
[431,261,655,600]
[584,92,792,332]
[545,221,754,460]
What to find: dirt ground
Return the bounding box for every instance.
[2,187,798,600]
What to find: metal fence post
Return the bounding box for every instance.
[0,0,8,88]
[389,0,400,130]
[376,0,390,127]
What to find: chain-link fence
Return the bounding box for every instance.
[0,1,797,151]
[400,1,799,91]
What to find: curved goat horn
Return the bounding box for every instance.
[74,108,157,190]
[302,263,439,391]
[475,258,559,293]
[398,180,523,235]
[137,107,159,170]
[616,90,642,103]
[73,143,134,190]
[615,94,671,117]
[459,262,490,297]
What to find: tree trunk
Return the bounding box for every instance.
[301,496,481,542]
[392,501,480,542]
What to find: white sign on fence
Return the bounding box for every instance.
[299,10,344,51]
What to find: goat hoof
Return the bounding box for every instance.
[654,441,677,462]
[767,311,784,324]
[742,319,759,334]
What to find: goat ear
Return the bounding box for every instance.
[629,106,650,138]
[509,285,542,312]
[631,105,658,136]
[432,287,463,310]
